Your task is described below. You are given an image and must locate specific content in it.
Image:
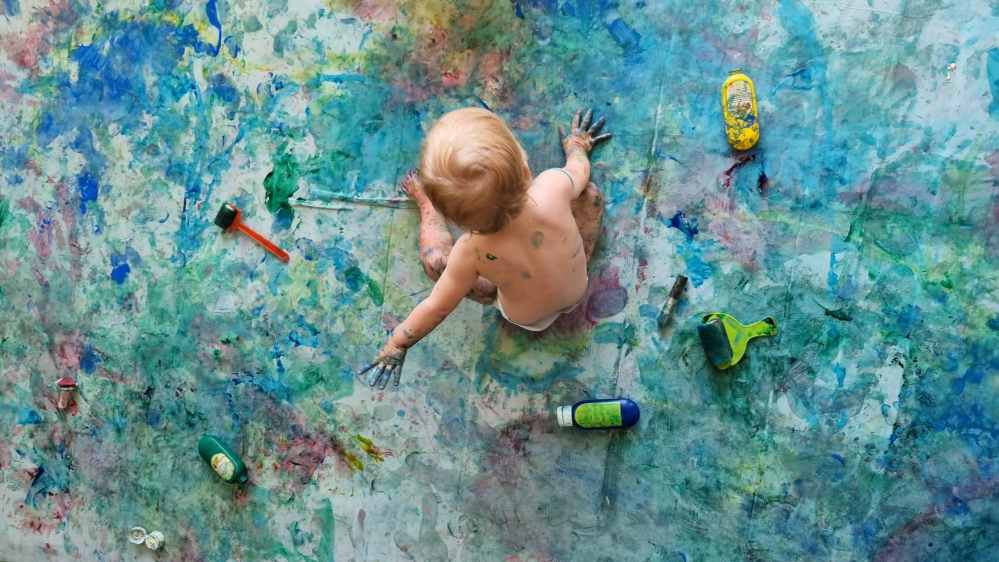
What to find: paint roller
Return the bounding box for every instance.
[213,203,290,262]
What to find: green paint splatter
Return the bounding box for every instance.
[485,253,497,261]
[0,196,9,232]
[531,231,544,249]
[263,142,302,216]
[313,499,334,562]
[365,278,384,306]
[342,266,384,305]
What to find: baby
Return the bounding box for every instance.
[360,108,611,389]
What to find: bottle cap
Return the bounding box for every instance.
[556,406,573,427]
[145,531,164,551]
[127,527,147,544]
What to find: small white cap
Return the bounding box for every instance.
[145,531,164,551]
[127,527,147,545]
[557,406,573,427]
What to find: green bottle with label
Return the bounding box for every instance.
[198,435,249,484]
[557,398,640,430]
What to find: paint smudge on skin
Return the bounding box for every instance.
[485,253,497,260]
[531,230,544,249]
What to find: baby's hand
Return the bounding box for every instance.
[558,108,612,156]
[358,341,407,390]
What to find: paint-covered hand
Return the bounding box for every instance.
[358,342,407,390]
[558,109,611,156]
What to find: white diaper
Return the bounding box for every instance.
[495,295,582,332]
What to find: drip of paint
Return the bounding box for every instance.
[205,0,223,54]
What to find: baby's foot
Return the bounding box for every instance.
[401,170,432,210]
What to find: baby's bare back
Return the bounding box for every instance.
[458,177,588,325]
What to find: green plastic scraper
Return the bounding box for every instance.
[697,313,777,370]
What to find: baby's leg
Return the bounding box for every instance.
[570,182,604,262]
[402,171,497,305]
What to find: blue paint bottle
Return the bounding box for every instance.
[557,398,640,430]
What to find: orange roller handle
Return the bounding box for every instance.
[233,219,290,262]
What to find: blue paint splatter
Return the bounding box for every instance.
[205,0,223,54]
[17,408,42,425]
[834,363,846,387]
[210,73,239,104]
[77,171,99,214]
[987,316,999,331]
[515,3,523,18]
[25,466,62,508]
[147,409,162,428]
[666,211,698,240]
[223,35,240,57]
[80,344,100,373]
[606,18,641,57]
[110,251,131,284]
[296,238,319,261]
[680,244,711,287]
[830,454,845,465]
[0,0,19,16]
[987,48,999,121]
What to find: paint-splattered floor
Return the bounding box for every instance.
[3,0,999,560]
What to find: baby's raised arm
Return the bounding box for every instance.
[359,241,480,389]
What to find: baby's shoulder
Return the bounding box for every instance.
[529,169,574,200]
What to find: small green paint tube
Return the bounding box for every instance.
[198,435,248,484]
[557,398,640,430]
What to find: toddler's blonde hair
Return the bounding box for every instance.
[419,108,529,234]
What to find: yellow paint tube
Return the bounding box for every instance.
[722,70,760,150]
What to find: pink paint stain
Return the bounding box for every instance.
[380,312,402,332]
[721,155,755,189]
[351,0,399,21]
[441,70,461,88]
[2,23,51,74]
[986,150,999,177]
[19,197,55,263]
[52,332,84,372]
[545,266,629,333]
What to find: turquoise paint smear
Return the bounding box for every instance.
[988,47,999,121]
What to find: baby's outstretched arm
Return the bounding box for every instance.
[359,240,480,389]
[558,108,612,197]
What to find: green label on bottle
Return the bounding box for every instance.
[211,453,235,480]
[574,402,623,428]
